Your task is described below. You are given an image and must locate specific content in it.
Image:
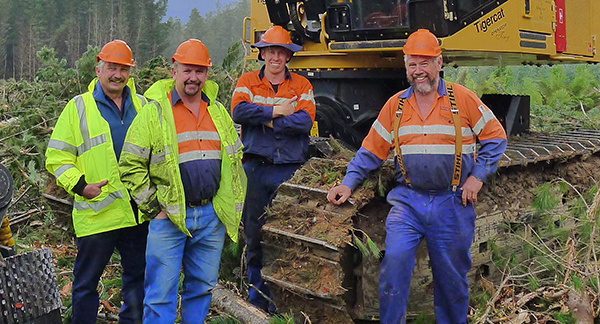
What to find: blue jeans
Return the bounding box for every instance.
[379,186,476,324]
[242,161,301,310]
[71,223,148,324]
[143,203,225,324]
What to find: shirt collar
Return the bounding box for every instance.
[398,78,447,99]
[171,88,210,105]
[258,65,292,81]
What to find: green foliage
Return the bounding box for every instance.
[209,40,260,109]
[269,313,295,324]
[553,312,577,324]
[444,63,600,132]
[207,316,242,324]
[351,230,381,259]
[76,45,101,87]
[35,46,82,99]
[532,183,560,216]
[133,56,172,94]
[219,236,243,283]
[527,275,539,291]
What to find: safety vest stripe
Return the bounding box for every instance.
[233,87,254,100]
[235,202,244,213]
[78,134,106,155]
[299,90,315,105]
[47,139,78,156]
[372,120,393,145]
[177,131,220,143]
[165,204,179,215]
[136,94,147,106]
[150,146,169,165]
[75,96,89,139]
[252,95,298,107]
[133,185,156,205]
[73,190,124,212]
[400,144,477,155]
[55,164,75,179]
[472,107,497,135]
[397,125,475,137]
[225,137,242,156]
[150,100,162,126]
[74,95,107,154]
[178,150,221,163]
[122,142,150,160]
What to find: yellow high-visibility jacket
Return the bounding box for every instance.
[45,79,146,237]
[119,79,246,242]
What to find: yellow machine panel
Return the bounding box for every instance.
[564,0,593,56]
[246,0,600,69]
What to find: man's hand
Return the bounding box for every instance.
[327,185,352,205]
[272,96,297,117]
[81,180,108,199]
[155,211,168,219]
[461,175,483,206]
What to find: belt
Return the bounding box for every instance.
[186,198,211,208]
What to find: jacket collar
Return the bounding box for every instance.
[258,65,292,81]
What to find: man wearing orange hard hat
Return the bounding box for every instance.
[119,39,246,323]
[46,40,148,324]
[328,29,507,323]
[231,25,315,312]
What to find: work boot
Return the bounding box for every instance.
[248,267,276,313]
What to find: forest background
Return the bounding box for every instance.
[2,0,600,322]
[0,0,248,80]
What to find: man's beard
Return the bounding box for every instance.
[183,81,201,96]
[409,75,437,94]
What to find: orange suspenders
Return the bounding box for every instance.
[393,82,463,191]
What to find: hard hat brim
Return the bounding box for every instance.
[96,54,136,67]
[252,41,302,53]
[171,57,213,67]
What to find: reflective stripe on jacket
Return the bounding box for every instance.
[342,79,507,191]
[231,66,315,164]
[119,79,246,241]
[45,78,146,237]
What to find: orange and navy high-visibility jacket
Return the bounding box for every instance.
[170,89,221,204]
[231,66,316,164]
[341,79,507,192]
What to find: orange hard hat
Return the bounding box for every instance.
[171,39,213,67]
[252,25,302,60]
[403,29,442,57]
[96,40,135,67]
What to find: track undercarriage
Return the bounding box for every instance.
[261,130,600,323]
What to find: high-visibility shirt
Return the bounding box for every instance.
[119,79,246,242]
[342,79,507,191]
[231,66,316,164]
[170,89,221,204]
[45,78,146,237]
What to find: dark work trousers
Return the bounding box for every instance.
[379,186,476,324]
[71,222,148,324]
[243,160,302,310]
